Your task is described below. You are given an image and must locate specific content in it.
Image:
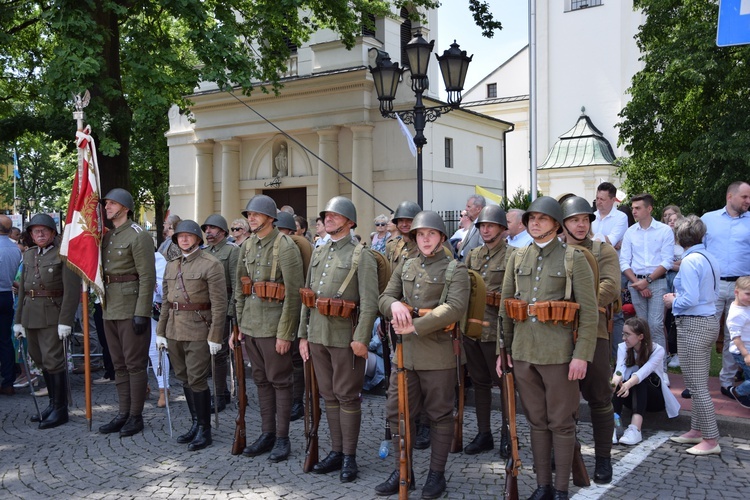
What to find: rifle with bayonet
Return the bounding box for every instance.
[450,324,464,454]
[395,329,411,498]
[230,318,246,456]
[303,355,320,472]
[499,337,520,500]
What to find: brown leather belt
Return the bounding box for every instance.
[105,273,139,283]
[25,289,64,298]
[171,302,211,311]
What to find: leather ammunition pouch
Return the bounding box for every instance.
[486,291,502,308]
[300,288,316,308]
[241,276,253,295]
[311,296,358,319]
[504,298,528,322]
[505,298,579,325]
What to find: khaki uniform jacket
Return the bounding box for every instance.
[385,236,418,274]
[101,219,156,320]
[578,238,621,340]
[14,245,81,328]
[379,253,470,371]
[206,238,239,317]
[157,249,227,344]
[500,238,598,365]
[297,236,378,348]
[468,241,507,343]
[235,228,304,342]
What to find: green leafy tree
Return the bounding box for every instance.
[1,1,501,240]
[618,0,750,215]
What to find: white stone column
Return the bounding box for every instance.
[220,139,241,222]
[316,127,340,212]
[350,124,375,232]
[194,141,214,224]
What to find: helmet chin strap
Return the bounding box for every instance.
[564,225,586,244]
[535,227,557,241]
[483,232,501,244]
[251,218,269,234]
[328,223,347,236]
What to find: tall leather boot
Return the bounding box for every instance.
[31,371,53,423]
[177,387,198,444]
[188,389,213,451]
[39,371,69,429]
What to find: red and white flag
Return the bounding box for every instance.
[60,125,105,303]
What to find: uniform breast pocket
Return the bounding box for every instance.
[113,241,132,259]
[546,268,567,295]
[333,260,353,283]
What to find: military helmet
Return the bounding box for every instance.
[242,195,278,220]
[172,220,204,246]
[392,201,422,222]
[275,211,297,232]
[320,196,357,228]
[475,205,508,229]
[201,214,229,234]
[556,192,577,204]
[26,214,57,234]
[561,196,595,223]
[101,188,134,212]
[409,210,448,239]
[522,196,564,234]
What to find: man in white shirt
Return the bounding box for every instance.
[458,195,486,260]
[314,216,331,248]
[506,209,532,248]
[592,182,629,250]
[619,193,675,366]
[702,181,750,398]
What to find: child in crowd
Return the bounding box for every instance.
[611,317,680,445]
[727,276,750,409]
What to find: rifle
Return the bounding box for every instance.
[379,318,392,458]
[303,355,320,473]
[450,324,464,454]
[395,330,411,498]
[499,339,520,500]
[572,437,591,487]
[230,319,247,456]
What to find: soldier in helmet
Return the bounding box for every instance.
[385,201,422,272]
[498,196,598,500]
[376,210,469,499]
[156,220,227,451]
[298,196,378,483]
[234,196,304,462]
[275,210,313,421]
[560,195,621,484]
[13,214,80,428]
[201,214,238,412]
[99,188,156,438]
[464,205,508,456]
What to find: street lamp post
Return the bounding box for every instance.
[369,31,472,207]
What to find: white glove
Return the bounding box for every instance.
[156,336,168,350]
[13,324,25,339]
[208,340,222,355]
[58,325,72,340]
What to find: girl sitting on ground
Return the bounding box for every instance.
[611,317,680,445]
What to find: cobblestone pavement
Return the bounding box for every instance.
[2,371,749,499]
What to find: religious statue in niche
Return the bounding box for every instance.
[274,143,289,177]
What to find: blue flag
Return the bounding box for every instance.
[13,150,20,179]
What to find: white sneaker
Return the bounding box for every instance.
[619,425,642,445]
[668,355,680,368]
[612,428,619,445]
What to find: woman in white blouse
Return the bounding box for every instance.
[611,317,680,445]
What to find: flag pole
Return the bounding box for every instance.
[73,96,93,431]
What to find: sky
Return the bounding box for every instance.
[437,0,529,98]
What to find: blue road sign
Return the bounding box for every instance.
[717,0,750,47]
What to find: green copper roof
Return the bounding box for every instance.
[539,107,616,169]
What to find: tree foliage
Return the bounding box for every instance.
[1,0,502,233]
[618,0,750,215]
